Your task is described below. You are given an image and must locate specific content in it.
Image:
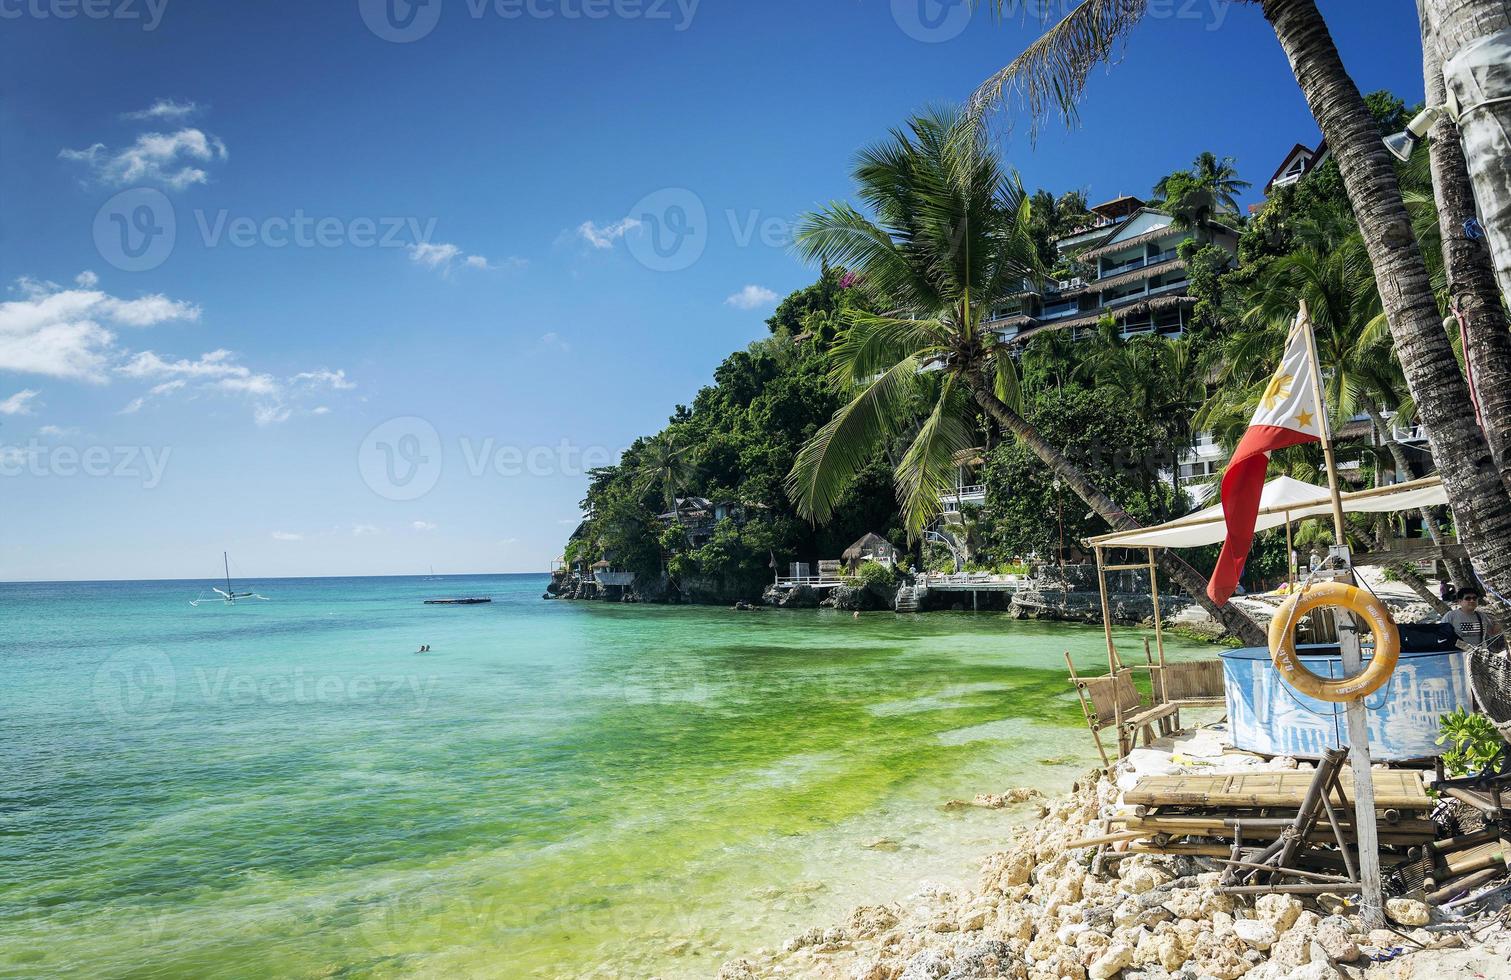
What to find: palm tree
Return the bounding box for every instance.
[1154,152,1250,233]
[1418,1,1511,302]
[786,108,1265,643]
[1418,3,1511,483]
[969,0,1511,609]
[634,433,696,518]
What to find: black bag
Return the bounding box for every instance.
[1398,621,1459,652]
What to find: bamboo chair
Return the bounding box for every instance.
[1065,651,1179,767]
[1142,638,1228,733]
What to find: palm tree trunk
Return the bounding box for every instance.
[1262,0,1511,604]
[1420,3,1511,482]
[968,381,1267,645]
[1419,1,1511,301]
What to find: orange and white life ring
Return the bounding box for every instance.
[1267,581,1401,703]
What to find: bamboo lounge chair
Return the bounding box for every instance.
[1065,651,1179,767]
[1140,638,1227,732]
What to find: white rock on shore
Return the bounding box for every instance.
[720,741,1511,980]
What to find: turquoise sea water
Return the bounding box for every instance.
[0,574,1213,978]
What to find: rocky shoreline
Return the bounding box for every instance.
[717,739,1510,980]
[546,568,1438,649]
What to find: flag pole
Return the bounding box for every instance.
[1297,299,1385,931]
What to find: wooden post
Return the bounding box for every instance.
[1298,300,1385,931]
[1285,513,1295,590]
[1147,546,1175,731]
[1095,546,1119,672]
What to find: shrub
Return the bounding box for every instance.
[1436,707,1505,778]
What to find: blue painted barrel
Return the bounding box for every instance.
[1219,645,1470,761]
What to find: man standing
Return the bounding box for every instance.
[1441,587,1499,648]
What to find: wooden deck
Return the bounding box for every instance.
[1124,770,1431,810]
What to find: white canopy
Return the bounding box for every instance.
[1086,476,1450,550]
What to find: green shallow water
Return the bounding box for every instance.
[0,574,1213,978]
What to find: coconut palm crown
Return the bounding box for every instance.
[784,107,1040,537]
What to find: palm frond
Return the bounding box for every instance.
[895,379,977,538]
[970,0,1149,135]
[785,356,922,524]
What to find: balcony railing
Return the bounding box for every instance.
[940,485,987,507]
[1392,423,1430,444]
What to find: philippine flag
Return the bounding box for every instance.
[1207,311,1324,605]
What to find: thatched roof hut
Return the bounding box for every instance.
[842,533,899,570]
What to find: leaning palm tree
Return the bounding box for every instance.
[786,108,1264,643]
[968,0,1511,606]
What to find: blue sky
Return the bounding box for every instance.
[0,0,1426,581]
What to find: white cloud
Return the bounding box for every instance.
[578,217,641,249]
[0,278,199,382]
[498,537,519,546]
[271,531,303,542]
[410,243,510,275]
[252,403,292,426]
[538,331,571,353]
[37,424,79,437]
[725,285,779,310]
[310,405,331,415]
[412,521,438,532]
[75,271,99,288]
[123,99,200,122]
[292,368,355,391]
[4,276,352,425]
[61,128,228,190]
[117,349,244,381]
[409,242,462,269]
[0,389,40,415]
[352,524,382,537]
[217,375,282,397]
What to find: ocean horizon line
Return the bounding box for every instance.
[0,570,551,587]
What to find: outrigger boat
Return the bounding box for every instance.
[191,552,270,606]
[423,597,492,605]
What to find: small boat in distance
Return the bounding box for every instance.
[423,597,492,605]
[191,552,270,606]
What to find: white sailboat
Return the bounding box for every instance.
[191,552,270,606]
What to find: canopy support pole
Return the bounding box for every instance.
[1095,546,1118,672]
[1300,299,1385,932]
[1285,512,1295,590]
